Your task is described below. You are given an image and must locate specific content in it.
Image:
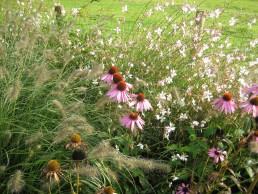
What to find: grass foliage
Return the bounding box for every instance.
[0,0,258,193]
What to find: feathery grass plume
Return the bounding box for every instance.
[47,69,61,81]
[63,50,74,65]
[25,131,43,145]
[0,67,4,80]
[96,96,112,109]
[62,115,86,126]
[7,170,25,193]
[249,142,258,153]
[85,63,103,80]
[134,77,148,87]
[8,80,22,102]
[104,167,118,182]
[76,165,100,179]
[67,69,85,83]
[76,87,87,94]
[35,65,48,87]
[60,33,71,47]
[88,141,118,160]
[171,86,181,104]
[0,165,6,174]
[28,64,39,77]
[52,99,67,118]
[77,124,93,134]
[67,101,85,113]
[43,49,57,63]
[53,126,75,144]
[115,156,170,173]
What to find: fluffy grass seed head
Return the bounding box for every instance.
[7,170,25,193]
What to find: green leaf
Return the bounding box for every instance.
[204,127,216,137]
[166,144,178,151]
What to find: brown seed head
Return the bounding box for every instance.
[129,112,138,120]
[116,81,126,91]
[137,93,145,102]
[250,97,258,106]
[70,133,81,143]
[108,66,118,74]
[104,186,115,194]
[222,92,232,101]
[113,73,123,84]
[47,160,59,172]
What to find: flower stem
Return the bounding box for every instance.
[76,164,80,194]
[246,170,258,194]
[48,183,52,194]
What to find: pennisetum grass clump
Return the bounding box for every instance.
[7,170,25,193]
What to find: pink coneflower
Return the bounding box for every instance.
[100,66,118,84]
[239,96,258,116]
[106,81,131,103]
[242,83,258,98]
[129,93,153,112]
[121,112,145,132]
[212,92,237,114]
[208,147,227,164]
[176,183,191,194]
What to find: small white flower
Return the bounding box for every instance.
[122,5,128,13]
[154,27,162,36]
[137,143,144,149]
[193,121,199,126]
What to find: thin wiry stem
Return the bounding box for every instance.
[246,170,258,194]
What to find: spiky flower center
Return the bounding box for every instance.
[129,112,138,120]
[222,92,232,101]
[116,81,126,91]
[113,73,123,84]
[250,97,258,106]
[108,66,118,74]
[254,131,258,137]
[137,93,145,102]
[214,150,220,155]
[182,187,189,193]
[104,186,115,194]
[255,116,258,125]
[70,133,81,143]
[72,149,86,161]
[47,160,59,172]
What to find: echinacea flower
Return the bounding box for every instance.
[242,83,258,98]
[112,72,133,88]
[176,183,191,194]
[208,147,227,164]
[121,112,145,132]
[100,66,118,85]
[212,92,237,114]
[106,81,131,103]
[239,96,258,116]
[129,93,153,112]
[45,160,62,184]
[65,133,82,149]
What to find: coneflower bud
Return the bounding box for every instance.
[72,149,86,161]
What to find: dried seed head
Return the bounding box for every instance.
[71,149,86,161]
[70,134,81,143]
[47,160,59,172]
[104,186,115,194]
